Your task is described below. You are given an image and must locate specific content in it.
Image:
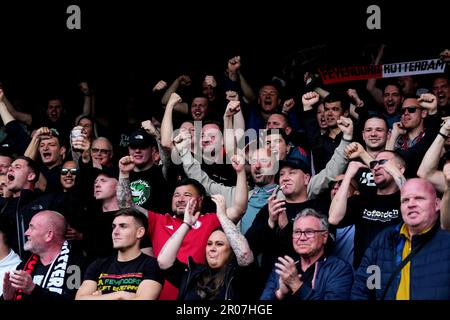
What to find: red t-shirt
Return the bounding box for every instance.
[148,211,220,300]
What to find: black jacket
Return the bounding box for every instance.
[165,257,260,300]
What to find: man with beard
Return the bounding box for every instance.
[2,210,85,301]
[386,93,440,178]
[329,151,406,269]
[117,150,248,300]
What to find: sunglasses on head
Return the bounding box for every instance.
[401,106,419,114]
[61,168,78,175]
[369,159,388,169]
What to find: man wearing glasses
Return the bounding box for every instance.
[90,137,114,168]
[385,93,440,178]
[260,208,353,300]
[329,151,406,269]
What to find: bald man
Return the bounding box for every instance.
[2,210,85,301]
[352,178,450,300]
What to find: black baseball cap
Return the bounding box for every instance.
[128,128,157,149]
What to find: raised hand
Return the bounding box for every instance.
[141,120,159,138]
[345,160,368,178]
[227,56,241,74]
[224,100,241,117]
[183,198,201,226]
[231,154,245,173]
[225,90,239,102]
[347,88,364,107]
[167,92,182,108]
[204,75,217,88]
[118,155,136,174]
[337,116,354,140]
[79,81,90,96]
[178,75,192,86]
[282,98,295,114]
[345,142,365,160]
[211,194,226,217]
[152,80,168,92]
[173,131,192,156]
[418,93,438,115]
[301,91,320,110]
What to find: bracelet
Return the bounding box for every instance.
[342,137,352,142]
[183,222,192,229]
[439,132,450,139]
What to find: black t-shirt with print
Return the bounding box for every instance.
[84,253,164,294]
[129,165,172,212]
[338,190,401,269]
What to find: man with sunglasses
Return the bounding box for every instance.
[329,150,406,269]
[386,93,440,178]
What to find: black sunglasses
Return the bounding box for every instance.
[61,168,78,175]
[401,106,418,114]
[369,159,388,169]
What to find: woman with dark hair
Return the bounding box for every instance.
[157,194,259,300]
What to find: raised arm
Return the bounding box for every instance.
[226,56,256,104]
[2,93,32,126]
[117,155,136,208]
[160,92,182,151]
[225,154,248,223]
[161,75,190,114]
[173,131,236,208]
[328,161,366,225]
[0,89,16,125]
[307,116,354,199]
[441,163,450,230]
[417,117,450,193]
[157,198,200,269]
[366,44,385,106]
[223,95,245,156]
[212,194,253,266]
[24,127,53,160]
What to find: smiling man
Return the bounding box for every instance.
[261,208,353,300]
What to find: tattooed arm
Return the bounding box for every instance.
[212,194,254,267]
[157,198,200,269]
[117,156,135,208]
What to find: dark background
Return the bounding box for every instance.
[0,0,447,117]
